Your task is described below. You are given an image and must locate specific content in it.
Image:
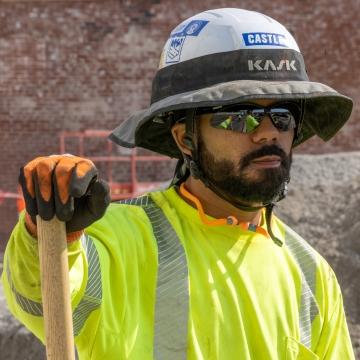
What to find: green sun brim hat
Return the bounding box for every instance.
[109,79,353,158]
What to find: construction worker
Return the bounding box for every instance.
[1,8,355,360]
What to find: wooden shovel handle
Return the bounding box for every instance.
[37,216,75,360]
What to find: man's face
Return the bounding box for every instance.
[197,100,295,205]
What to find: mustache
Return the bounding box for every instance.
[240,145,289,169]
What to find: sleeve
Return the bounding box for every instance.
[314,267,355,360]
[1,211,88,344]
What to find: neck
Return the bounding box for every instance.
[181,176,263,225]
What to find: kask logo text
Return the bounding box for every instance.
[248,59,297,71]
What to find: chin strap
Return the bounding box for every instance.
[264,203,283,246]
[183,154,264,211]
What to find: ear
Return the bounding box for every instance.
[171,122,192,156]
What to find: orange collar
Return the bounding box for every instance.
[179,183,269,238]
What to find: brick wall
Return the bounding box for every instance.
[0,0,359,247]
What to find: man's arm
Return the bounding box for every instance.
[313,260,355,360]
[1,211,88,343]
[314,291,355,360]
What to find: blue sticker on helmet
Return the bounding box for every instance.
[166,36,186,64]
[166,20,209,64]
[171,20,209,38]
[242,32,287,47]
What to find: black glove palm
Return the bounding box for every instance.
[19,155,111,233]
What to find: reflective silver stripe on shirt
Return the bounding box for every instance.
[7,233,102,336]
[72,234,102,336]
[119,196,189,360]
[6,262,43,316]
[285,227,319,348]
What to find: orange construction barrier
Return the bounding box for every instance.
[0,187,24,213]
[59,130,174,200]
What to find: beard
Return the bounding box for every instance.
[197,137,292,205]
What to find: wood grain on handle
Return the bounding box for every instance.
[37,215,76,360]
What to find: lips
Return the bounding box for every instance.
[251,155,281,168]
[252,155,281,162]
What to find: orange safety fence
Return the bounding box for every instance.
[59,130,174,200]
[0,130,174,217]
[0,187,25,213]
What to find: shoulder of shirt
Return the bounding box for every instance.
[110,187,169,208]
[84,188,172,250]
[273,213,338,281]
[94,188,170,224]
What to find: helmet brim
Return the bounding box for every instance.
[109,79,353,158]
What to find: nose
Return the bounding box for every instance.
[250,116,279,144]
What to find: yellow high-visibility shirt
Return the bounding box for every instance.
[1,186,355,359]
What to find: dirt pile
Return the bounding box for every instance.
[0,152,359,358]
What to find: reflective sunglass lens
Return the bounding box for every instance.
[210,106,297,133]
[243,114,260,133]
[270,109,296,131]
[211,114,234,129]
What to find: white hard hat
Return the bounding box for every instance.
[159,8,300,68]
[110,8,353,158]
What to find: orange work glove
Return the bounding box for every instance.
[19,155,111,240]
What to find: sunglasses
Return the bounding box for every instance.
[205,103,300,134]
